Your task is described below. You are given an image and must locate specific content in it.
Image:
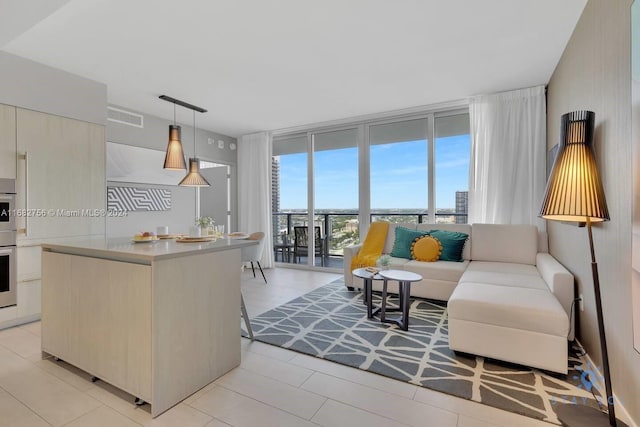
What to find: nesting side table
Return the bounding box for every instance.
[352,267,385,318]
[379,270,422,331]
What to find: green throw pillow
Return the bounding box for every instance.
[390,227,428,259]
[428,230,469,262]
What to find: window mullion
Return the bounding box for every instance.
[427,114,435,223]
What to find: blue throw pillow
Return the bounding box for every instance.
[390,227,428,259]
[428,230,469,262]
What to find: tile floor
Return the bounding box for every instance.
[0,267,553,427]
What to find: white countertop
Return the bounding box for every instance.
[41,236,257,264]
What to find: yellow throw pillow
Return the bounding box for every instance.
[410,235,442,262]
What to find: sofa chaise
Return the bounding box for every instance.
[343,223,574,374]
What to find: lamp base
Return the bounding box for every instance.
[555,403,628,427]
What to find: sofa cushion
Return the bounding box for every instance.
[404,259,469,283]
[464,261,540,276]
[471,224,537,265]
[449,282,569,337]
[417,224,472,260]
[383,223,416,254]
[461,261,548,290]
[427,230,468,262]
[387,256,411,269]
[460,270,549,291]
[390,226,427,259]
[411,235,442,262]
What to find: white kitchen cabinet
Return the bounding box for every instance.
[16,108,105,239]
[0,104,16,179]
[16,245,42,321]
[17,280,41,319]
[17,245,41,281]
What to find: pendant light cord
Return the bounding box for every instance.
[173,103,176,125]
[193,109,196,157]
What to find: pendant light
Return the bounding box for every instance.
[179,109,210,187]
[163,101,187,170]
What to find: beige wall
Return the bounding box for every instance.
[546,0,638,423]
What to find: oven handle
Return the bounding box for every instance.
[18,152,27,237]
[0,247,15,256]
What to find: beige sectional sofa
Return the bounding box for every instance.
[343,223,574,374]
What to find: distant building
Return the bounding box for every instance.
[345,219,358,232]
[455,191,468,224]
[272,157,281,239]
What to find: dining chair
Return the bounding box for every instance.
[293,226,326,266]
[241,231,267,283]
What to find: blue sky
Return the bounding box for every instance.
[278,134,470,210]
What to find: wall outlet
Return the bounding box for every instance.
[579,294,584,312]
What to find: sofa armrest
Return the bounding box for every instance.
[343,243,363,286]
[536,252,575,340]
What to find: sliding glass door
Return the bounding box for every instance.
[312,128,359,267]
[272,134,308,264]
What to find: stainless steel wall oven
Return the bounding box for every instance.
[0,178,16,308]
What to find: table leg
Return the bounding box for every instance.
[400,281,411,331]
[380,278,388,322]
[378,280,411,330]
[366,278,372,317]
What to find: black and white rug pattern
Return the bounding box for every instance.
[247,280,602,425]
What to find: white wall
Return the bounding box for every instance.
[0,51,106,124]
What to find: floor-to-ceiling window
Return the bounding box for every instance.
[369,118,430,224]
[272,107,470,271]
[434,114,471,224]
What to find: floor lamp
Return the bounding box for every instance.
[540,111,626,427]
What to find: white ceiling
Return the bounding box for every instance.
[1,0,586,137]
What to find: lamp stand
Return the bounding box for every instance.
[555,218,627,427]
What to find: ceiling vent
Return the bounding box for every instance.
[107,106,144,128]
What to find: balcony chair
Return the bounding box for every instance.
[293,226,326,266]
[241,231,267,283]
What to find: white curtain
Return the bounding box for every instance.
[238,131,274,268]
[468,85,546,228]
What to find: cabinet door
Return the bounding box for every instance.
[16,109,105,239]
[42,252,152,402]
[17,279,41,319]
[0,104,16,179]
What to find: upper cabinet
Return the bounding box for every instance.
[0,104,17,180]
[16,108,105,239]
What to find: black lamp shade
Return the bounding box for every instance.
[163,125,187,170]
[179,158,210,187]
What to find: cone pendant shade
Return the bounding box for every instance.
[179,158,210,187]
[163,125,187,170]
[539,110,609,222]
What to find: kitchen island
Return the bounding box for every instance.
[40,236,257,417]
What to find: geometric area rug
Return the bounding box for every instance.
[247,279,603,425]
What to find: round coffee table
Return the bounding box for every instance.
[379,270,422,331]
[352,267,385,319]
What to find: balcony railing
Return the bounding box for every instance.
[272,211,468,267]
